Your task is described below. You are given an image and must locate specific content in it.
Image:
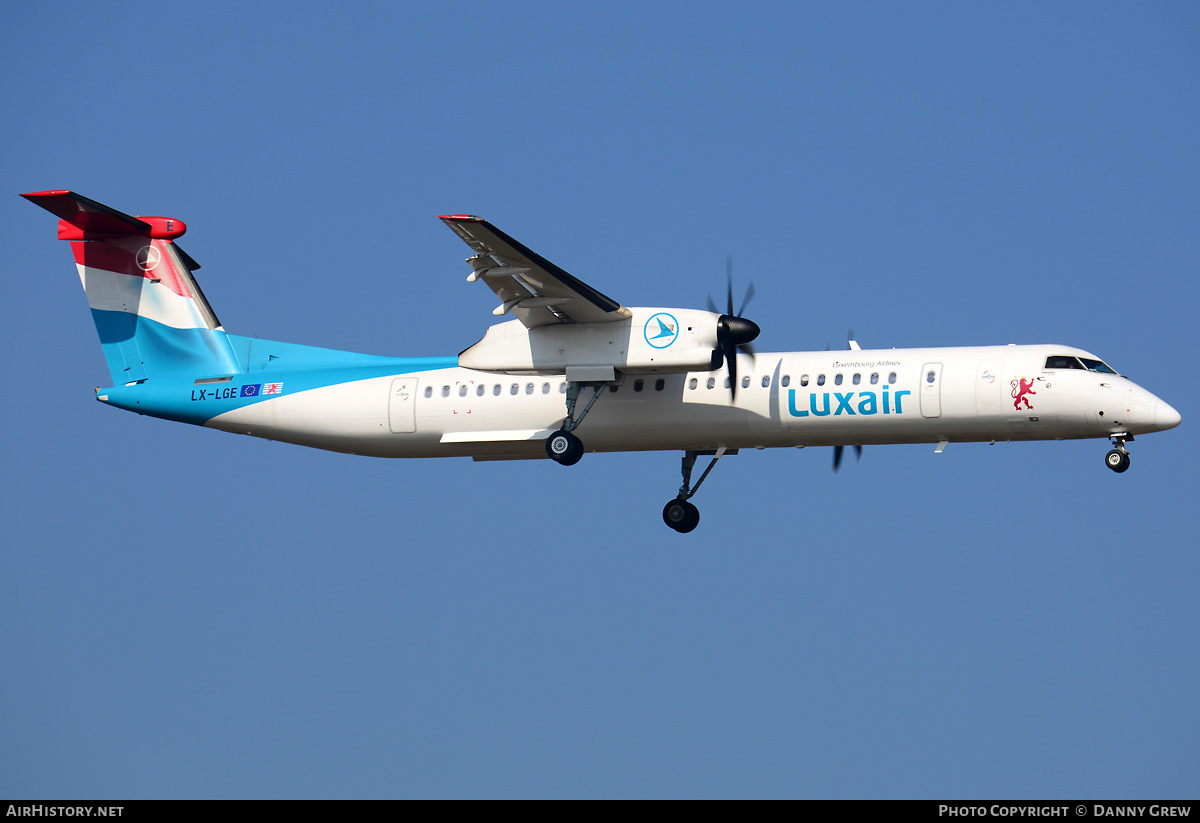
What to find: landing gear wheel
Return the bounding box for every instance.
[1105,449,1130,473]
[546,429,584,466]
[662,498,700,533]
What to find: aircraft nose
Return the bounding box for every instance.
[1156,400,1182,431]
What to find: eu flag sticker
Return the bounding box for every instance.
[240,384,261,397]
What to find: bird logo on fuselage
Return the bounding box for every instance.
[644,312,679,349]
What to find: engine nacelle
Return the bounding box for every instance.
[459,308,723,376]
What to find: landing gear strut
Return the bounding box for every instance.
[1105,434,1132,473]
[546,381,606,465]
[662,448,727,533]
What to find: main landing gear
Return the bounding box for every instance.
[546,429,584,466]
[1105,434,1132,474]
[545,381,607,466]
[662,448,728,533]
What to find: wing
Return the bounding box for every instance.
[440,215,631,328]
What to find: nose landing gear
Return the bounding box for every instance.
[663,498,700,533]
[1105,434,1132,473]
[662,448,729,533]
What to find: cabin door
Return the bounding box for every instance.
[920,363,943,418]
[389,378,418,433]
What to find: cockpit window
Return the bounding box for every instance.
[1079,357,1118,375]
[1045,355,1085,370]
[1045,354,1120,375]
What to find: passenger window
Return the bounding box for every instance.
[459,385,468,397]
[510,384,518,395]
[742,376,750,389]
[476,385,484,397]
[888,372,897,384]
[724,376,732,389]
[706,377,715,389]
[817,374,825,386]
[609,384,619,392]
[424,386,432,398]
[525,383,534,395]
[689,378,698,390]
[870,373,879,385]
[634,378,644,392]
[926,371,936,383]
[542,382,550,394]
[559,382,567,394]
[493,384,501,396]
[441,385,450,398]
[655,378,665,391]
[852,373,861,385]
[800,374,809,387]
[834,374,843,386]
[761,376,770,387]
[781,375,790,387]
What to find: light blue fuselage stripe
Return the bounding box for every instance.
[91,314,457,424]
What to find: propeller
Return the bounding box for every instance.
[707,256,760,400]
[831,331,865,471]
[832,444,863,473]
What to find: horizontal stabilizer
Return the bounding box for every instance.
[23,190,150,235]
[21,190,189,243]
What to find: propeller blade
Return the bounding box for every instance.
[728,345,739,401]
[738,282,756,318]
[740,342,756,357]
[833,444,863,473]
[706,294,719,315]
[726,257,735,316]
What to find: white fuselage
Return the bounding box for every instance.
[205,344,1178,460]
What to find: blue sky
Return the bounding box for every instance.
[2,1,1197,798]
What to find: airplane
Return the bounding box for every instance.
[23,190,1182,533]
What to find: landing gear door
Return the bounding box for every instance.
[920,362,943,418]
[389,377,418,433]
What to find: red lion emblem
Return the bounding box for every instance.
[1011,377,1036,410]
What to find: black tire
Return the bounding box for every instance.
[662,498,700,533]
[546,430,584,465]
[1105,449,1130,473]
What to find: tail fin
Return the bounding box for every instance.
[22,190,242,384]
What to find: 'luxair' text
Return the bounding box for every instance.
[787,387,911,418]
